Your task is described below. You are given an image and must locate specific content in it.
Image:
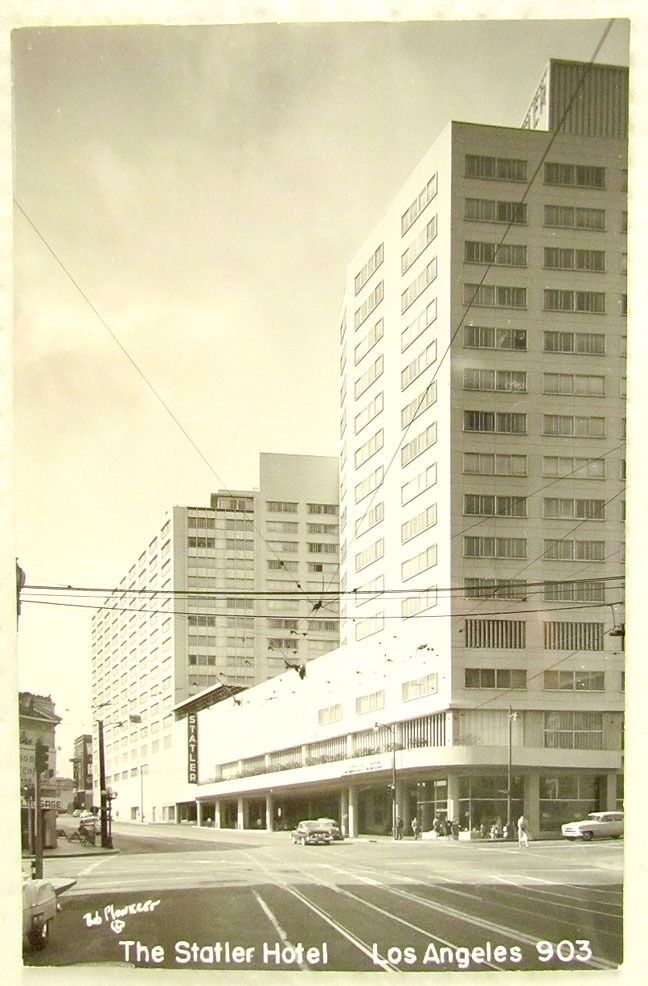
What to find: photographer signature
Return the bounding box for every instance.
[83,898,161,934]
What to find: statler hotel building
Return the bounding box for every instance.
[90,452,339,820]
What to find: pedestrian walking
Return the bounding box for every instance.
[395,816,404,840]
[517,814,530,848]
[411,817,420,840]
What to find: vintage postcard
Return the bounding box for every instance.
[2,1,645,983]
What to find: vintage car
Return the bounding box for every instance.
[290,820,334,846]
[22,876,76,951]
[561,811,624,841]
[316,817,344,840]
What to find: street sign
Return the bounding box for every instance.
[187,714,198,783]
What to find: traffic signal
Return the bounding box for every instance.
[34,740,49,774]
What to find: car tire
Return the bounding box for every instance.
[28,919,50,951]
[581,831,594,841]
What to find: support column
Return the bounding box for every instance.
[446,773,460,823]
[340,788,349,838]
[348,786,359,838]
[401,782,412,833]
[196,801,204,827]
[605,772,618,811]
[265,794,274,832]
[525,773,540,836]
[395,780,408,831]
[236,797,245,830]
[213,800,221,829]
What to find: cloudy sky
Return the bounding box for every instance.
[9,10,632,763]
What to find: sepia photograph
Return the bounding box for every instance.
[3,1,644,979]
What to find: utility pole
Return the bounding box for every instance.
[33,739,48,879]
[506,707,519,839]
[97,719,110,849]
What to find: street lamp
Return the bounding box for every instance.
[96,713,141,848]
[506,706,519,838]
[374,721,397,839]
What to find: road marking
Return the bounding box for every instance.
[253,890,308,972]
[77,860,107,876]
[491,875,622,917]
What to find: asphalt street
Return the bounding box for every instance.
[25,825,623,973]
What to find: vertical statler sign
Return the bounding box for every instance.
[187,714,198,783]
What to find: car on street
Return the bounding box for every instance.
[316,817,344,840]
[561,811,624,841]
[290,820,334,846]
[22,876,75,951]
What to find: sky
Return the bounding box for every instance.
[7,10,634,768]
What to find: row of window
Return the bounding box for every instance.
[465,155,615,191]
[266,502,338,515]
[464,369,623,397]
[461,619,606,651]
[464,495,607,521]
[465,326,625,356]
[464,283,624,314]
[463,536,609,561]
[465,242,610,272]
[463,668,609,691]
[464,410,611,437]
[464,578,608,603]
[463,452,623,480]
[465,199,625,232]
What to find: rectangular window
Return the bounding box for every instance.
[465,668,527,689]
[355,354,384,399]
[401,504,437,543]
[464,241,527,266]
[464,198,527,224]
[544,162,605,188]
[542,416,605,438]
[464,411,526,434]
[401,258,437,313]
[354,318,384,365]
[465,154,527,181]
[355,428,384,468]
[543,540,605,562]
[354,281,384,331]
[542,456,605,479]
[464,368,527,392]
[402,673,438,701]
[465,284,527,309]
[544,711,603,750]
[464,325,527,351]
[543,373,605,397]
[401,589,437,618]
[355,465,383,504]
[354,243,384,295]
[267,559,298,572]
[401,298,437,352]
[543,331,605,355]
[401,341,437,390]
[402,423,437,466]
[355,538,384,573]
[401,174,438,235]
[401,381,437,428]
[543,498,605,520]
[544,247,605,272]
[544,579,605,602]
[307,523,338,535]
[187,536,215,549]
[356,690,385,714]
[318,704,343,725]
[267,520,298,534]
[307,503,338,516]
[268,540,298,553]
[401,217,437,274]
[543,622,604,650]
[543,289,605,313]
[544,671,605,691]
[401,462,437,505]
[544,204,605,230]
[464,494,526,517]
[307,542,337,555]
[464,536,526,559]
[402,545,437,581]
[465,578,527,601]
[354,391,383,435]
[464,619,526,648]
[266,501,298,513]
[355,502,384,537]
[463,452,527,476]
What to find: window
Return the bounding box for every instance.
[464,578,527,601]
[465,668,527,689]
[543,416,605,439]
[543,540,605,562]
[401,174,438,235]
[544,289,605,313]
[543,622,604,650]
[355,428,384,468]
[402,673,438,701]
[401,462,437,505]
[318,704,343,725]
[355,538,384,572]
[542,456,605,479]
[544,671,604,691]
[401,217,437,274]
[402,545,437,580]
[464,411,526,434]
[354,243,384,295]
[543,373,605,397]
[354,281,384,330]
[464,241,527,266]
[544,162,605,188]
[464,494,526,517]
[355,354,384,398]
[187,536,215,549]
[268,637,298,651]
[402,423,437,465]
[355,318,384,365]
[464,537,526,559]
[401,504,437,543]
[465,284,527,309]
[401,258,437,313]
[355,614,385,641]
[544,205,605,230]
[464,619,526,648]
[307,542,337,554]
[543,498,605,520]
[355,502,384,537]
[543,331,605,355]
[401,342,437,389]
[356,690,385,714]
[544,579,605,602]
[465,154,526,181]
[464,198,527,224]
[401,382,437,428]
[307,523,338,535]
[267,520,298,534]
[544,247,605,272]
[355,466,383,503]
[268,540,298,553]
[464,325,526,351]
[355,391,383,435]
[267,559,298,572]
[401,299,437,352]
[464,368,526,392]
[266,501,298,513]
[463,452,526,476]
[402,589,437,618]
[307,503,338,516]
[544,711,603,749]
[267,618,298,630]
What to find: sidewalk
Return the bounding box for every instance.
[22,838,119,860]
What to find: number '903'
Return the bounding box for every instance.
[536,940,592,963]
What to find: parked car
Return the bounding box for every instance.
[290,820,334,846]
[316,817,344,840]
[22,877,75,951]
[561,811,624,841]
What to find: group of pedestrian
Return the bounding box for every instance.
[395,813,530,846]
[478,815,531,847]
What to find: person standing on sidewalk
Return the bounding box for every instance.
[395,816,404,840]
[411,817,420,840]
[517,814,530,848]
